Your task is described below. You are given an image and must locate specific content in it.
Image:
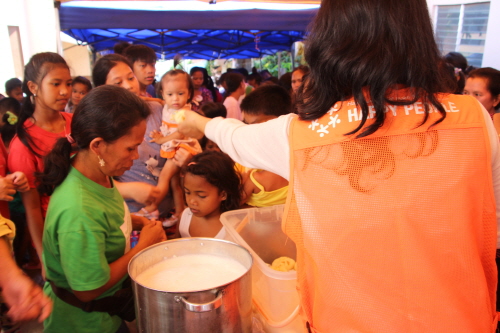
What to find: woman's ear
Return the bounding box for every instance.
[89,137,104,156]
[27,81,38,96]
[493,94,500,109]
[220,190,227,201]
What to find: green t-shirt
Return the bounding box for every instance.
[42,167,132,333]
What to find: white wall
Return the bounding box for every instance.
[427,0,500,69]
[62,41,93,79]
[0,0,60,95]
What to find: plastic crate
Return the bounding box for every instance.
[221,205,306,333]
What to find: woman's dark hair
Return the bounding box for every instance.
[181,151,242,213]
[92,54,132,87]
[248,73,262,86]
[444,52,468,72]
[224,73,244,95]
[467,67,500,110]
[299,0,454,138]
[157,69,194,103]
[279,72,292,92]
[442,61,465,94]
[37,85,150,196]
[113,41,131,55]
[0,98,21,147]
[18,52,69,157]
[292,65,310,76]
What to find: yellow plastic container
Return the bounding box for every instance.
[221,205,306,333]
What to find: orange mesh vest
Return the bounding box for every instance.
[285,90,498,332]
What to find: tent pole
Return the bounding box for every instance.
[278,52,282,78]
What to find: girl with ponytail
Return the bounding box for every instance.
[7,52,72,261]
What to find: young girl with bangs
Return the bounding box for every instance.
[179,151,241,239]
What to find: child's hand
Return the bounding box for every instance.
[7,172,29,193]
[137,220,166,249]
[0,177,16,201]
[149,130,163,143]
[3,269,52,323]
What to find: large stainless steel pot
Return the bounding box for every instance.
[128,238,253,333]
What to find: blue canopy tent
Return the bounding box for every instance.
[59,1,319,59]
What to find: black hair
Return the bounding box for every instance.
[279,72,292,92]
[157,69,194,103]
[248,73,262,86]
[198,103,227,149]
[37,85,150,196]
[67,76,93,109]
[442,61,465,95]
[18,52,69,157]
[235,68,249,80]
[292,65,310,76]
[224,73,244,95]
[92,54,132,87]
[72,76,92,92]
[0,98,21,147]
[123,44,157,65]
[262,77,279,86]
[200,102,227,118]
[241,85,292,116]
[217,72,227,87]
[299,0,454,138]
[113,41,131,55]
[181,151,242,213]
[0,97,21,117]
[5,78,22,94]
[467,67,500,110]
[444,52,468,72]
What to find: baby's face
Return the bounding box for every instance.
[162,77,190,110]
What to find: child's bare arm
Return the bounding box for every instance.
[140,96,165,106]
[253,170,288,192]
[149,130,184,144]
[170,173,186,218]
[157,160,180,197]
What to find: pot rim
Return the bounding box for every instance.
[128,237,253,293]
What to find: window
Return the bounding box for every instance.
[435,2,490,67]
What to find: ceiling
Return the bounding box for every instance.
[59,0,319,59]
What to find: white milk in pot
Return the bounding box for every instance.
[129,238,253,333]
[136,253,248,292]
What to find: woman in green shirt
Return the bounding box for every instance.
[38,85,166,333]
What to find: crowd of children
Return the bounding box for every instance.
[1,27,500,332]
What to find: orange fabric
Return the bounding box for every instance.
[160,142,200,159]
[284,90,498,332]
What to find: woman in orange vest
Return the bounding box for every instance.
[179,0,500,331]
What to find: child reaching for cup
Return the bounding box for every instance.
[146,70,200,221]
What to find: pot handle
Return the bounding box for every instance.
[174,291,223,313]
